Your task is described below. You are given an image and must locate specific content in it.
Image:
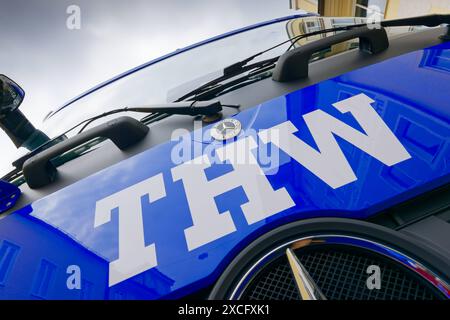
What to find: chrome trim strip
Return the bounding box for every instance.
[229,234,450,299]
[286,248,327,300]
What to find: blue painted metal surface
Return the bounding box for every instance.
[0,180,21,214]
[0,41,449,299]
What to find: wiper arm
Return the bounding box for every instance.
[185,66,275,102]
[126,100,222,116]
[10,100,225,172]
[175,57,278,102]
[379,13,450,27]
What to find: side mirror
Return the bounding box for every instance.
[0,75,50,151]
[0,74,25,114]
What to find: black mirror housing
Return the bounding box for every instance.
[0,75,50,151]
[0,74,25,114]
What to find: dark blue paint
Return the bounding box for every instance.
[0,180,21,214]
[0,41,449,299]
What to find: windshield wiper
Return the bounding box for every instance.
[377,13,450,27]
[9,100,228,173]
[175,57,278,102]
[176,14,450,102]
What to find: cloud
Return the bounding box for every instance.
[0,0,294,175]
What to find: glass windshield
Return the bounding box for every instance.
[2,16,422,176]
[41,17,308,137]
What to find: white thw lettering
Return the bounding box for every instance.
[94,173,166,286]
[171,136,295,251]
[259,94,411,188]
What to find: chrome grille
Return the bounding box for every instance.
[241,246,441,300]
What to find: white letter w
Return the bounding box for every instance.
[259,94,411,189]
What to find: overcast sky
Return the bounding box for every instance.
[0,0,297,173]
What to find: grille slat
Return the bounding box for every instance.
[241,246,440,300]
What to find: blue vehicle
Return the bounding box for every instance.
[0,13,449,300]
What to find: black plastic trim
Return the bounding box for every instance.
[273,26,389,82]
[22,116,149,189]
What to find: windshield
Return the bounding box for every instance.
[42,16,313,136]
[2,16,423,176]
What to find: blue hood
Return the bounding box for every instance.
[0,41,449,300]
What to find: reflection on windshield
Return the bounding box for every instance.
[44,16,423,137]
[42,16,378,139]
[42,19,297,138]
